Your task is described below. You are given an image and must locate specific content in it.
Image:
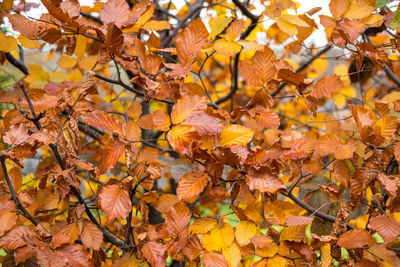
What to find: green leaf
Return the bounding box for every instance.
[372,232,384,244]
[390,8,400,32]
[376,0,391,9]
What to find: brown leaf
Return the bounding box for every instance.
[201,252,229,267]
[177,171,209,201]
[329,0,350,20]
[80,219,103,250]
[81,110,123,135]
[99,0,130,27]
[56,244,91,267]
[175,18,208,63]
[8,14,43,39]
[368,215,400,244]
[171,95,207,124]
[376,173,399,199]
[141,241,167,267]
[337,229,373,249]
[165,202,191,235]
[311,74,343,99]
[99,184,131,223]
[0,226,36,249]
[105,23,124,53]
[92,142,124,174]
[3,124,29,145]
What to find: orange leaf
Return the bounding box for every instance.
[344,0,374,20]
[171,95,207,124]
[226,19,245,42]
[183,113,224,135]
[81,110,123,135]
[368,215,400,244]
[201,252,228,267]
[175,18,208,63]
[141,241,167,267]
[93,142,124,174]
[99,0,130,27]
[177,171,209,201]
[337,229,373,249]
[221,124,254,147]
[167,125,198,155]
[311,74,343,99]
[213,40,242,57]
[152,110,171,131]
[105,23,124,52]
[99,184,131,223]
[329,0,350,20]
[80,219,103,250]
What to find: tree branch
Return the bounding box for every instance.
[271,45,332,97]
[5,52,28,75]
[18,83,126,249]
[0,156,40,227]
[282,191,354,229]
[215,2,260,106]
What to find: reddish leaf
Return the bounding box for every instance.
[0,226,36,249]
[141,241,167,267]
[183,113,224,135]
[92,142,124,174]
[80,219,103,250]
[81,110,123,135]
[177,171,209,201]
[368,215,400,244]
[311,74,343,99]
[337,229,373,249]
[99,0,130,27]
[201,252,228,267]
[99,184,131,223]
[175,18,209,63]
[3,124,29,145]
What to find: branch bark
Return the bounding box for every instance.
[18,83,126,249]
[271,45,332,97]
[0,157,40,227]
[215,1,260,106]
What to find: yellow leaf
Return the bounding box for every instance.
[78,55,97,71]
[57,55,77,69]
[280,14,309,27]
[202,223,234,251]
[213,40,242,57]
[235,221,257,246]
[276,18,298,36]
[222,243,241,267]
[190,218,217,234]
[74,35,87,58]
[362,14,384,28]
[257,242,279,258]
[221,124,254,147]
[267,255,289,267]
[344,0,375,20]
[321,243,332,267]
[18,35,40,49]
[0,32,18,52]
[25,64,49,88]
[128,5,154,32]
[142,20,171,31]
[49,71,69,83]
[279,225,306,242]
[210,17,233,39]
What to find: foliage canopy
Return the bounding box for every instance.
[1,0,400,266]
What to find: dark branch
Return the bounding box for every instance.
[18,83,126,249]
[0,157,40,226]
[271,45,333,97]
[5,52,28,75]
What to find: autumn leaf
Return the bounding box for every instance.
[141,241,167,267]
[311,74,343,99]
[99,0,130,27]
[202,223,234,251]
[337,229,373,249]
[171,95,207,124]
[235,220,257,246]
[99,184,131,222]
[175,18,209,63]
[221,124,254,147]
[80,219,103,250]
[177,171,209,202]
[81,110,123,135]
